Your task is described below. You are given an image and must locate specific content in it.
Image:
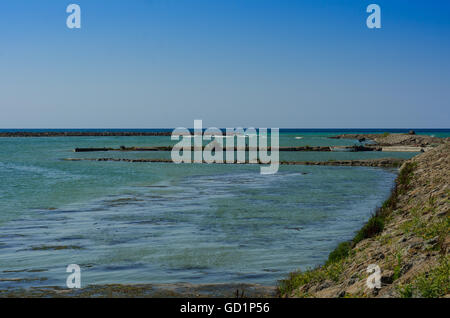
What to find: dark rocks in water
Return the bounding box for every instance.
[277,146,331,152]
[74,146,172,152]
[285,158,404,167]
[358,138,366,142]
[0,283,276,298]
[350,145,379,152]
[74,147,112,152]
[408,130,416,135]
[64,157,405,167]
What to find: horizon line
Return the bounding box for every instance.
[1,128,449,130]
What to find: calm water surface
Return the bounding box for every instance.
[0,131,438,288]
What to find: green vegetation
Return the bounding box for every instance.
[392,252,403,281]
[400,187,448,254]
[350,161,416,244]
[397,162,417,193]
[352,162,416,244]
[397,283,414,298]
[397,256,449,298]
[277,160,448,297]
[414,257,450,297]
[326,242,352,265]
[401,209,449,252]
[278,161,418,296]
[392,161,403,168]
[353,215,385,244]
[278,260,345,297]
[381,132,391,138]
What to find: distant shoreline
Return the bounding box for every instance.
[0,128,449,138]
[0,131,173,137]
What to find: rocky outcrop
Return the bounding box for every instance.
[330,133,446,147]
[279,141,449,298]
[73,145,426,153]
[283,158,405,167]
[74,146,173,152]
[64,157,405,167]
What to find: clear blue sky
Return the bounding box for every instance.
[0,0,449,128]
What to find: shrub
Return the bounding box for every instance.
[326,241,352,265]
[397,284,413,298]
[397,162,416,191]
[415,256,450,297]
[397,256,450,298]
[353,215,384,244]
[277,261,345,297]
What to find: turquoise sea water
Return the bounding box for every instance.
[0,130,447,289]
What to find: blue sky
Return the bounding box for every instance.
[0,0,449,128]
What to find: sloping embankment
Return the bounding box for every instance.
[279,142,449,298]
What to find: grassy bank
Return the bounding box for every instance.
[278,143,449,297]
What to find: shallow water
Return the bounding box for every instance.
[0,131,432,288]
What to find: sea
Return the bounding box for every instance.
[0,129,448,289]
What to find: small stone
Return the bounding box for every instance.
[381,270,395,284]
[425,236,439,246]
